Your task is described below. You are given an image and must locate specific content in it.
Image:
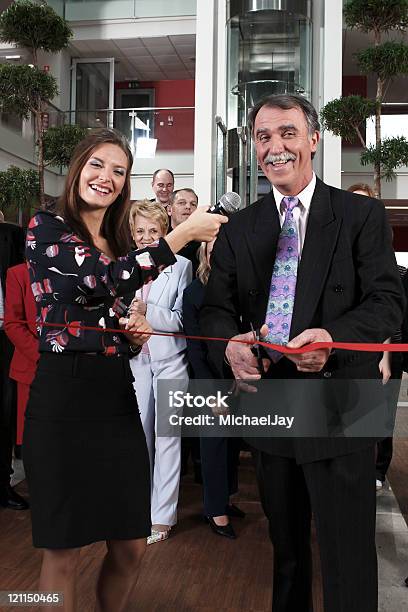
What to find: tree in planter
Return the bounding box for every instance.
[0,165,39,224]
[0,0,72,207]
[320,0,408,198]
[43,124,88,168]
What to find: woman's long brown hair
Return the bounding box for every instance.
[57,128,133,258]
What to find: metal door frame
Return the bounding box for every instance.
[71,57,115,127]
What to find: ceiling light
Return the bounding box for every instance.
[5,55,21,60]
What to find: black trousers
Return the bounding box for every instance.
[200,436,240,516]
[255,445,377,612]
[0,330,16,487]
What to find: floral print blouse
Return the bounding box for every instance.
[25,211,176,356]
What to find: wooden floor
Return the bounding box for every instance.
[0,453,325,612]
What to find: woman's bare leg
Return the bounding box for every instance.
[38,548,81,612]
[95,538,146,612]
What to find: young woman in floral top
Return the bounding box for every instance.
[23,128,226,612]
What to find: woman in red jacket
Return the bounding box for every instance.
[4,262,39,445]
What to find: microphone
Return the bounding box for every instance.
[208,192,241,216]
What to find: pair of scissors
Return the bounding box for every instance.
[250,322,265,375]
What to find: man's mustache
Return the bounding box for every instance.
[265,152,297,165]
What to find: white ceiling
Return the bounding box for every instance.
[70,34,196,81]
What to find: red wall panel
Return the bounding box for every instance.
[115,80,195,151]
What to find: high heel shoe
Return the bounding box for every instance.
[147,526,171,545]
[205,516,236,539]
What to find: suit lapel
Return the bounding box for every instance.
[148,265,171,304]
[245,191,281,298]
[290,179,342,337]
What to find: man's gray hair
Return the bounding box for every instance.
[248,94,320,137]
[169,188,198,206]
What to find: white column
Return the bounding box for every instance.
[321,0,343,187]
[194,0,217,204]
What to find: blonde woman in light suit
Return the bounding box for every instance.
[128,200,192,545]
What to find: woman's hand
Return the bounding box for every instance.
[119,312,152,346]
[185,206,228,242]
[165,206,228,254]
[128,297,147,316]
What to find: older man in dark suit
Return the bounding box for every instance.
[200,94,404,612]
[0,218,28,509]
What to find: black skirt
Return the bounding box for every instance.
[23,352,151,549]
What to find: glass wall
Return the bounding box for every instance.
[224,0,313,204]
[49,106,194,177]
[227,2,312,129]
[47,0,196,20]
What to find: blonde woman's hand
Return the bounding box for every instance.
[128,297,147,316]
[119,312,152,346]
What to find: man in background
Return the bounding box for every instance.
[151,168,174,209]
[168,189,200,276]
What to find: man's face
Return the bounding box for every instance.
[168,190,198,228]
[152,170,174,205]
[254,105,319,196]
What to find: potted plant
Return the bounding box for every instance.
[0,165,39,224]
[320,0,408,198]
[0,0,73,207]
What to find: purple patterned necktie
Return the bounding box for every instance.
[264,196,299,359]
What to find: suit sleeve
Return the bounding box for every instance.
[324,200,405,344]
[4,268,39,366]
[199,226,241,377]
[146,259,192,332]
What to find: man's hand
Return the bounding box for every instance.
[119,312,152,346]
[285,328,332,372]
[379,353,392,385]
[226,324,271,384]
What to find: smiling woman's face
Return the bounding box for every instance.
[78,143,128,209]
[132,215,164,249]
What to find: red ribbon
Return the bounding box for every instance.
[1,317,406,354]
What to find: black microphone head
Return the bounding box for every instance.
[219,192,241,214]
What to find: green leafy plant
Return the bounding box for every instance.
[321,0,408,197]
[43,124,88,168]
[0,64,58,118]
[0,0,72,64]
[361,136,408,180]
[320,96,376,146]
[0,0,73,207]
[0,166,39,223]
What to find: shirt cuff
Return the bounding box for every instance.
[146,238,176,272]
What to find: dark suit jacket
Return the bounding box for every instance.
[5,264,39,385]
[200,178,405,463]
[183,278,216,380]
[0,223,25,294]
